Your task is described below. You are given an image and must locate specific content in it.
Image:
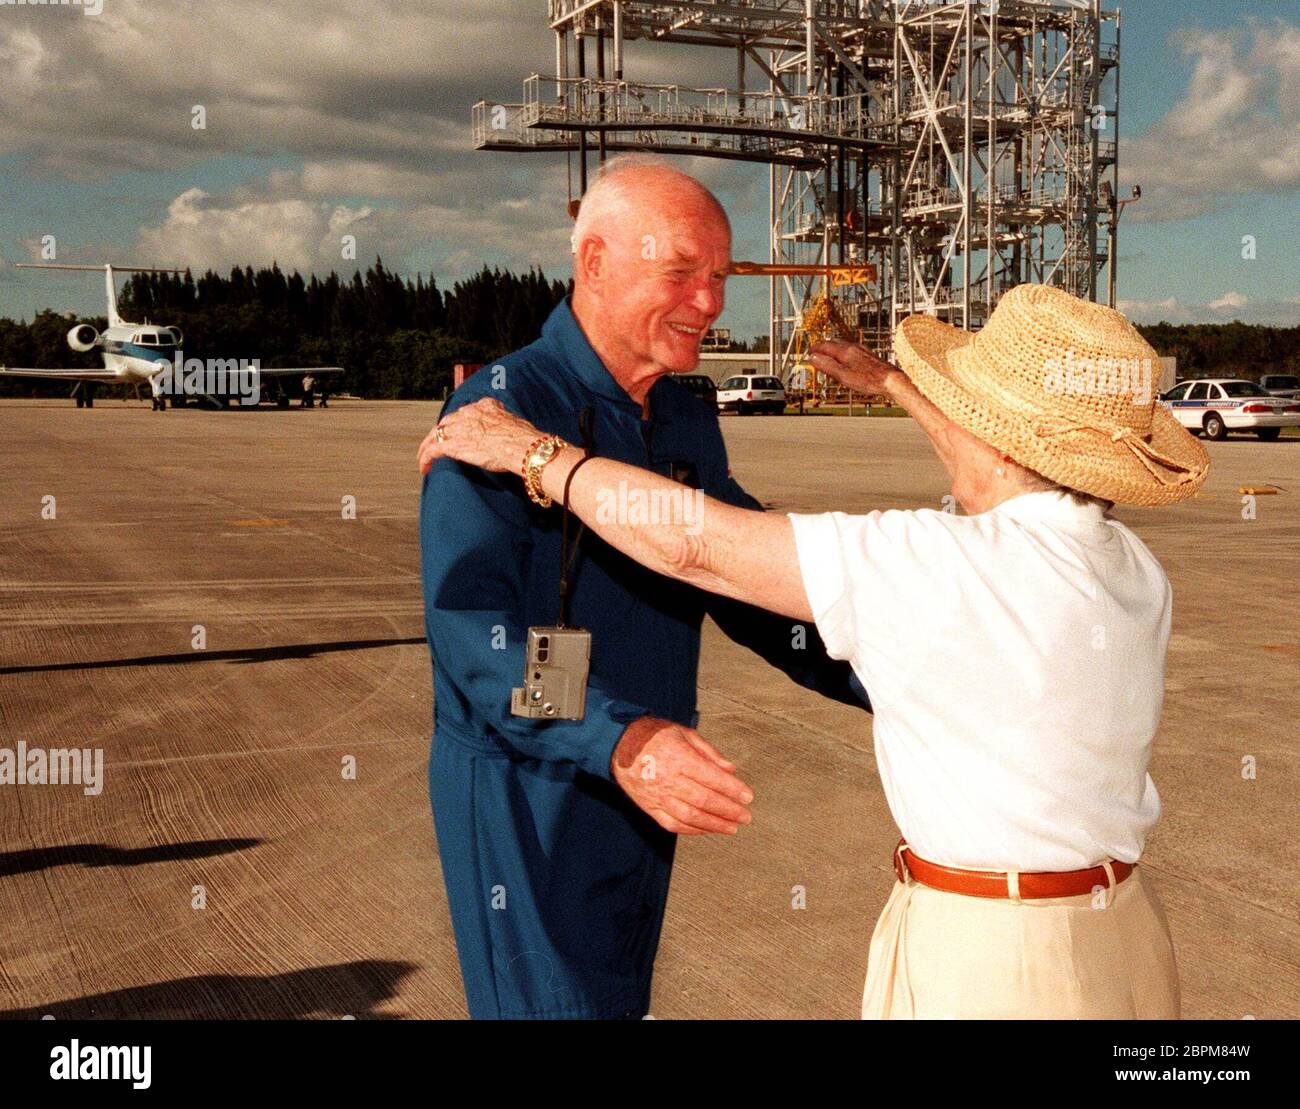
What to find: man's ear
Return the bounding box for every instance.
[575,234,606,289]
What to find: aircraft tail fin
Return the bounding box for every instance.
[15,263,185,328]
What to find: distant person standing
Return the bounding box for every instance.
[301,373,315,408]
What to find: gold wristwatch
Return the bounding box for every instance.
[521,435,568,507]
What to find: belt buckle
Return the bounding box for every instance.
[893,841,911,884]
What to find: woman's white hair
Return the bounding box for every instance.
[1020,466,1114,512]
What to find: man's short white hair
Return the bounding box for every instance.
[570,154,725,253]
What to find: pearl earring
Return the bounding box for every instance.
[996,465,1006,478]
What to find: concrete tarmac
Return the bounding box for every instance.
[0,398,1294,1019]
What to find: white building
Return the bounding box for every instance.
[695,352,774,385]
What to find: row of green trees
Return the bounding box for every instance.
[1134,320,1300,380]
[1,262,1296,398]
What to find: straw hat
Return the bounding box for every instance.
[892,284,1209,506]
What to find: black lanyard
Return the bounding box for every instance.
[557,406,596,628]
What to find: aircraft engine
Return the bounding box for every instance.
[67,323,99,352]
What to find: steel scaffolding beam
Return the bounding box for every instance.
[470,0,1120,384]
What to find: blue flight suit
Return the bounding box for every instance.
[420,298,870,1019]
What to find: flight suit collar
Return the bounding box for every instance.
[541,297,644,412]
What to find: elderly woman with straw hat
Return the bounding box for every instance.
[417,284,1208,1019]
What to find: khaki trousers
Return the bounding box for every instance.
[862,866,1180,1019]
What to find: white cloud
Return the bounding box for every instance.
[299,160,442,202]
[1118,293,1299,326]
[1124,18,1300,223]
[133,186,374,273]
[128,164,580,280]
[0,0,546,176]
[1161,29,1259,139]
[0,0,629,286]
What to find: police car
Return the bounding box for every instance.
[717,374,787,415]
[1159,378,1300,441]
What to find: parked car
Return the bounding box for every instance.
[1259,373,1300,399]
[717,374,787,415]
[672,373,718,408]
[1160,378,1300,441]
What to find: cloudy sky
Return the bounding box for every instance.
[1,0,1296,337]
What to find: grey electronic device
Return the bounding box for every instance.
[511,409,597,722]
[510,626,592,721]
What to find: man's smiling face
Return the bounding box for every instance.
[611,214,731,376]
[572,165,733,393]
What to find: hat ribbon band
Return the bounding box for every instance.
[1031,417,1194,486]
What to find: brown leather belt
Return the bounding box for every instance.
[893,839,1135,900]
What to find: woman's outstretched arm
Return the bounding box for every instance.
[418,398,813,621]
[540,447,813,620]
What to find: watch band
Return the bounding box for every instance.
[521,435,568,507]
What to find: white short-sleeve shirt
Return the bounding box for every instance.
[789,490,1170,871]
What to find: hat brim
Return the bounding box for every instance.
[893,313,1209,507]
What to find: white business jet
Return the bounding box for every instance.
[0,263,342,409]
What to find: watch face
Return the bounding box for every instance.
[536,441,557,462]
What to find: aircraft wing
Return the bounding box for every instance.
[255,366,345,377]
[0,366,122,383]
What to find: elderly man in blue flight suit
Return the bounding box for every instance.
[419,154,871,1019]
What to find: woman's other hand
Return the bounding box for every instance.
[808,341,903,397]
[418,397,542,476]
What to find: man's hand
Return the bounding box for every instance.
[807,340,904,397]
[611,717,754,836]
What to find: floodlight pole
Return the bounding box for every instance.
[1105,186,1140,309]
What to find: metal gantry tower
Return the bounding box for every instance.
[472,0,1120,386]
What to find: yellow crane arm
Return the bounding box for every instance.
[728,261,877,287]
